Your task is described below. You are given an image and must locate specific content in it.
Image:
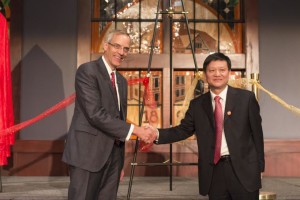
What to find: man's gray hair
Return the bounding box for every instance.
[105,29,131,43]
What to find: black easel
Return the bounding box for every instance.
[127,0,199,199]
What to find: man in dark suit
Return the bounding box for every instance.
[62,30,155,200]
[152,52,265,200]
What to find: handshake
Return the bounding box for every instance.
[133,125,158,144]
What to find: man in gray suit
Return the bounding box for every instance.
[150,53,264,200]
[62,30,155,200]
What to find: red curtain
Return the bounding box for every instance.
[0,13,15,166]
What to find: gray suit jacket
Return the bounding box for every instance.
[157,86,264,195]
[62,57,131,172]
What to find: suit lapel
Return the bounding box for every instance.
[224,86,236,122]
[97,58,119,107]
[116,72,124,101]
[116,72,128,120]
[202,93,215,130]
[116,72,126,114]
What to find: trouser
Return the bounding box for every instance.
[208,156,259,200]
[68,143,124,200]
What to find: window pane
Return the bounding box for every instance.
[92,0,118,19]
[173,71,198,125]
[92,0,244,54]
[194,23,219,53]
[199,0,242,20]
[141,0,162,19]
[117,0,140,19]
[140,22,163,54]
[219,22,243,53]
[174,22,240,54]
[91,21,163,54]
[172,0,194,20]
[196,0,218,20]
[117,22,163,54]
[119,70,162,128]
[173,22,224,54]
[173,21,195,53]
[92,0,141,19]
[219,0,242,21]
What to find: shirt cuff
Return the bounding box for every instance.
[125,124,134,141]
[154,128,159,144]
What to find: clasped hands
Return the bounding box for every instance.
[133,124,157,144]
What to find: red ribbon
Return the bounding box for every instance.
[0,76,157,165]
[0,93,76,136]
[0,93,76,166]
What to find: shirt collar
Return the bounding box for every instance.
[102,56,116,75]
[210,85,228,101]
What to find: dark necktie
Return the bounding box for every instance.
[111,72,117,93]
[111,71,118,95]
[214,96,223,164]
[111,72,120,106]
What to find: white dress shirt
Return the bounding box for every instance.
[102,56,133,141]
[210,86,230,156]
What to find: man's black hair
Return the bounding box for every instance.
[203,52,231,72]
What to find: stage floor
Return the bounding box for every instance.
[0,176,299,200]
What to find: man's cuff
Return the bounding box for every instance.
[126,124,134,141]
[154,128,159,144]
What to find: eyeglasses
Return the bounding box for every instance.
[108,42,130,53]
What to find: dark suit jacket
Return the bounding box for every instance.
[62,57,131,172]
[157,86,265,195]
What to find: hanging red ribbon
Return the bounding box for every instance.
[137,76,158,152]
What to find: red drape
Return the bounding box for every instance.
[0,13,15,166]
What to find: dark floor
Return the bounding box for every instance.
[0,176,299,200]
